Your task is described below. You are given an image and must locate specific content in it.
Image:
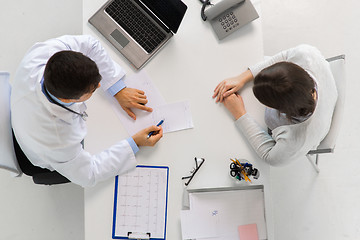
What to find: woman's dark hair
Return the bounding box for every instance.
[44,51,102,99]
[253,62,316,120]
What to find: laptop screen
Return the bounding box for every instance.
[140,0,187,33]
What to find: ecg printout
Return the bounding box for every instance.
[113,166,169,239]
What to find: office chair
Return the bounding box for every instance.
[0,72,22,176]
[306,55,346,172]
[0,72,70,185]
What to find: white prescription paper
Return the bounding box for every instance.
[113,166,168,239]
[109,70,193,135]
[152,101,194,134]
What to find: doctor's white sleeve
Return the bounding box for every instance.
[49,139,137,187]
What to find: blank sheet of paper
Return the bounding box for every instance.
[112,166,169,239]
[108,70,193,135]
[181,209,221,239]
[107,70,166,135]
[152,101,194,133]
[181,188,267,240]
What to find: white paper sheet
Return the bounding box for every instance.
[109,71,193,135]
[181,188,267,240]
[108,70,166,135]
[181,210,222,239]
[152,101,194,133]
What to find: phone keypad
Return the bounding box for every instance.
[218,12,239,32]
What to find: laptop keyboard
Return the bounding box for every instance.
[105,0,167,53]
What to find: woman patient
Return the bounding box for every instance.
[213,45,337,166]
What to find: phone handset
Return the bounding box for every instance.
[201,0,245,21]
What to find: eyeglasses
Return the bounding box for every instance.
[182,157,205,186]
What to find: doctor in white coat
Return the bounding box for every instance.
[11,35,163,187]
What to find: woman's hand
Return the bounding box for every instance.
[114,87,153,120]
[223,93,247,120]
[213,70,254,103]
[132,125,163,147]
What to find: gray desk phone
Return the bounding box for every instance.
[201,0,259,40]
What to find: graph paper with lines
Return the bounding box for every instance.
[112,166,169,239]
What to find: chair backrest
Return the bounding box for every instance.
[317,55,346,151]
[0,72,22,176]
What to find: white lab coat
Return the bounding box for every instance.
[11,35,137,187]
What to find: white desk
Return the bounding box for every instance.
[83,0,273,239]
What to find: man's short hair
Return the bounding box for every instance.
[44,51,102,99]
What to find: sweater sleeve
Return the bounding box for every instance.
[235,113,306,166]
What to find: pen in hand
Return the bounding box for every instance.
[147,119,165,139]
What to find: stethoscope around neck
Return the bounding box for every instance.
[43,85,88,121]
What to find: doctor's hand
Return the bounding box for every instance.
[132,125,163,147]
[114,87,153,120]
[223,93,247,120]
[213,70,254,103]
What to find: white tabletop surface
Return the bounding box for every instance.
[82,0,273,239]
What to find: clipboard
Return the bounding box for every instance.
[112,165,169,240]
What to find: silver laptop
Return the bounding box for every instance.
[89,0,187,69]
